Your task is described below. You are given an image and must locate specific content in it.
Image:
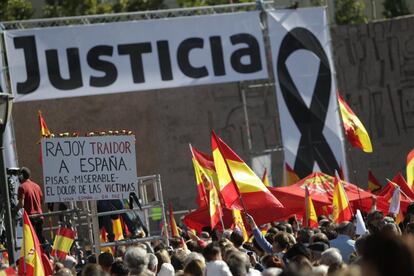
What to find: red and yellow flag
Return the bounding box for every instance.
[304,186,318,228]
[262,168,271,187]
[38,110,51,138]
[285,163,300,186]
[211,132,242,209]
[169,203,179,237]
[407,149,414,191]
[113,217,125,241]
[337,93,372,153]
[368,170,382,193]
[332,177,353,223]
[211,131,284,214]
[51,227,75,260]
[232,209,248,242]
[209,185,222,229]
[190,145,216,208]
[18,211,45,276]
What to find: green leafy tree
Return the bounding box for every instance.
[311,0,325,6]
[43,0,164,18]
[383,0,411,18]
[0,0,33,21]
[43,0,113,18]
[335,0,367,25]
[177,0,250,8]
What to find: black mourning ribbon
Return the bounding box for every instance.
[277,27,340,179]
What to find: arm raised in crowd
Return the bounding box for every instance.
[245,213,272,254]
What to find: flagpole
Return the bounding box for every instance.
[304,185,309,228]
[387,179,414,201]
[218,204,226,231]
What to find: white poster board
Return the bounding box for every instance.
[268,7,348,180]
[41,135,137,202]
[4,11,267,102]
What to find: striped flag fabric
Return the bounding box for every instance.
[38,110,51,138]
[304,185,318,228]
[232,209,248,242]
[209,185,222,229]
[368,170,382,193]
[262,168,271,187]
[211,132,242,209]
[332,177,353,223]
[407,149,414,191]
[190,145,216,208]
[169,203,179,237]
[285,163,300,186]
[211,131,284,222]
[51,227,75,260]
[18,211,45,276]
[337,92,372,153]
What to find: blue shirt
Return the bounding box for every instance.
[329,234,355,263]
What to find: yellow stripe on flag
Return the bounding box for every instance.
[407,149,414,190]
[332,178,352,223]
[227,160,268,193]
[232,209,248,242]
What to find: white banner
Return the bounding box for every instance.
[41,135,137,202]
[4,12,267,102]
[251,154,272,186]
[268,7,348,180]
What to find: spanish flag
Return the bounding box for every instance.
[368,170,382,193]
[209,185,222,229]
[113,217,125,241]
[51,227,75,260]
[169,203,179,237]
[232,209,248,242]
[38,110,51,138]
[190,145,215,208]
[337,93,372,153]
[407,149,414,191]
[18,211,45,276]
[285,163,300,186]
[211,131,284,214]
[212,132,242,209]
[304,185,318,228]
[262,168,271,187]
[332,177,353,223]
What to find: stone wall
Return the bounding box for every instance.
[331,15,414,187]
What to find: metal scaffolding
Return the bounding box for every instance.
[0,1,278,30]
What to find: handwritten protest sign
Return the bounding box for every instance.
[41,135,137,202]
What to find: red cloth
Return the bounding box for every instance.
[18,179,43,215]
[269,172,373,218]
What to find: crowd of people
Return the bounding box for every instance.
[18,202,414,276]
[4,166,414,276]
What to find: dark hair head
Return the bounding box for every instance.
[20,167,31,180]
[184,259,205,276]
[360,233,414,276]
[296,228,313,244]
[230,230,244,248]
[98,251,114,268]
[111,260,129,276]
[284,243,311,261]
[202,242,221,262]
[171,249,188,271]
[273,232,291,250]
[81,263,105,276]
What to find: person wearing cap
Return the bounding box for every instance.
[17,166,45,244]
[329,222,355,263]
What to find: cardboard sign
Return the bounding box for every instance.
[41,135,137,202]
